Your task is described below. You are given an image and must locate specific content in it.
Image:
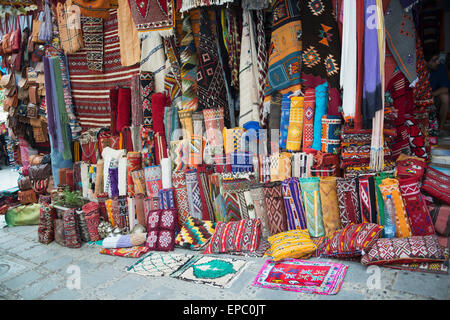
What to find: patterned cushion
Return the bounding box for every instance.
[396,154,426,181]
[264,229,317,261]
[421,167,450,205]
[203,219,261,254]
[320,223,384,258]
[175,216,216,249]
[361,235,446,266]
[145,209,178,251]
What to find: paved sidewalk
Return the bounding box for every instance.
[0,219,448,300]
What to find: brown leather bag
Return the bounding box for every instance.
[28,85,40,104]
[10,28,21,53]
[3,94,18,111]
[27,103,39,119]
[18,189,37,204]
[2,32,12,55]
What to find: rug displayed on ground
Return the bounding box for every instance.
[170,255,250,288]
[126,252,193,277]
[252,258,348,295]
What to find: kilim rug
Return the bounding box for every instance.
[252,259,348,295]
[67,9,140,131]
[170,255,251,288]
[126,252,194,277]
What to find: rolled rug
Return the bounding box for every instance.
[134,193,146,227]
[319,177,341,237]
[299,177,325,238]
[282,177,308,231]
[302,88,315,151]
[321,115,342,154]
[286,97,304,152]
[126,151,142,197]
[118,155,128,196]
[102,233,147,249]
[161,158,173,189]
[279,95,291,150]
[117,87,132,133]
[263,182,287,236]
[312,82,329,151]
[127,197,136,231]
[94,160,104,197]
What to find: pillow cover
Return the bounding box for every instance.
[361,235,446,266]
[421,167,450,205]
[145,209,178,252]
[175,216,216,250]
[203,219,261,254]
[395,154,427,181]
[264,229,317,261]
[320,223,384,258]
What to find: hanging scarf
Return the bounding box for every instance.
[385,0,417,86]
[299,0,342,115]
[197,8,228,113]
[239,10,260,127]
[43,56,58,148]
[263,0,302,109]
[140,31,166,93]
[354,0,365,130]
[340,0,357,122]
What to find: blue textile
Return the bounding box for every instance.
[312,82,329,151]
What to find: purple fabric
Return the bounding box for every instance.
[48,57,65,153]
[43,56,58,147]
[109,167,119,198]
[116,235,132,248]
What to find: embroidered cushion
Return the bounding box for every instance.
[264,229,317,261]
[145,209,178,251]
[175,216,216,249]
[361,235,446,266]
[421,167,450,205]
[203,219,261,254]
[320,223,384,258]
[395,154,426,181]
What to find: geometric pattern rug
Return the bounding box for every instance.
[252,259,348,295]
[126,252,194,277]
[170,255,251,288]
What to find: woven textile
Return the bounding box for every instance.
[127,252,194,277]
[422,167,450,206]
[100,246,149,258]
[282,178,308,231]
[63,209,81,248]
[38,203,55,244]
[67,9,140,131]
[300,177,325,238]
[383,247,449,275]
[358,176,378,224]
[222,178,250,222]
[175,216,216,249]
[145,209,178,251]
[143,165,162,198]
[197,165,215,221]
[83,202,101,241]
[321,115,341,154]
[336,177,361,227]
[56,1,84,55]
[253,259,348,295]
[81,16,104,72]
[185,168,203,220]
[117,0,140,67]
[302,88,316,151]
[171,255,249,288]
[312,82,328,151]
[127,0,175,36]
[180,15,198,112]
[126,151,142,196]
[172,170,190,226]
[286,97,304,152]
[320,223,384,259]
[250,185,270,239]
[264,230,317,261]
[204,219,261,254]
[379,178,412,238]
[203,108,225,148]
[263,182,287,235]
[300,0,341,115]
[140,71,155,127]
[399,178,435,236]
[76,209,91,242]
[140,31,166,94]
[361,235,446,266]
[158,188,176,210]
[264,0,302,101]
[279,95,291,150]
[319,177,341,237]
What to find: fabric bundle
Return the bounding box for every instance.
[76,208,91,243]
[108,166,119,198]
[398,178,435,236]
[282,178,308,231]
[312,82,328,151]
[102,234,148,249]
[263,182,287,236]
[299,177,325,238]
[379,178,412,238]
[299,0,341,115]
[127,197,136,230]
[126,152,142,197]
[336,177,361,227]
[118,156,128,196]
[321,115,342,154]
[116,87,132,133]
[319,177,341,237]
[286,97,304,152]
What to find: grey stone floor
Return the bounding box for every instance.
[0,220,448,300]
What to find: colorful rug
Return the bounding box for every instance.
[126,252,194,277]
[99,246,150,258]
[170,255,250,288]
[67,9,140,131]
[252,259,348,295]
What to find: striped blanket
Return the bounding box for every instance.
[67,9,140,131]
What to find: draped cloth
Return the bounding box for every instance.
[282,178,308,231]
[197,9,228,113]
[299,0,341,116]
[140,31,166,93]
[264,0,302,109]
[286,97,304,152]
[117,0,140,66]
[81,16,104,72]
[319,177,341,237]
[340,0,357,122]
[239,9,260,127]
[379,178,412,238]
[180,15,198,112]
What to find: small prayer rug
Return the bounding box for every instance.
[252,258,348,295]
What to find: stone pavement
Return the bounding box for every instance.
[0,220,448,300]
